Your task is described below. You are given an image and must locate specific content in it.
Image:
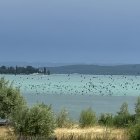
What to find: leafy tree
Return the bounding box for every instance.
[79,108,96,128]
[98,113,114,126]
[13,104,56,139]
[118,102,129,115]
[47,70,50,75]
[0,65,50,75]
[0,66,7,74]
[0,77,55,138]
[26,66,35,74]
[135,96,140,121]
[56,109,73,128]
[128,122,140,140]
[43,67,47,75]
[15,66,18,75]
[0,77,26,119]
[114,102,131,127]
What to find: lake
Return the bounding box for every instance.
[0,74,139,119]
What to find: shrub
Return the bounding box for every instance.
[79,108,96,128]
[12,103,56,139]
[98,113,114,127]
[113,102,131,127]
[128,123,140,140]
[0,77,26,119]
[135,96,140,121]
[0,77,56,138]
[56,109,73,128]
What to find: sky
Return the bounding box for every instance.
[0,0,140,64]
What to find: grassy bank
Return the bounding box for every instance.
[55,126,127,140]
[0,126,128,140]
[0,127,15,140]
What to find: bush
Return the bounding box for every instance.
[0,77,26,119]
[113,102,131,127]
[98,113,114,127]
[12,103,56,139]
[79,108,96,128]
[128,123,140,140]
[0,77,56,138]
[56,109,74,128]
[135,96,140,121]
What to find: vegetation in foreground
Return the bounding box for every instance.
[1,77,140,140]
[0,126,128,140]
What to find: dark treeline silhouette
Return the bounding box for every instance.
[0,66,50,75]
[46,64,140,75]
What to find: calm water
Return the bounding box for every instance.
[0,74,139,119]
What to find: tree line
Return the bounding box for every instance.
[0,66,50,75]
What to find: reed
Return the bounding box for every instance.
[55,126,128,140]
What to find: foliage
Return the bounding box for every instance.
[113,102,131,127]
[12,103,56,138]
[0,77,26,119]
[56,109,73,128]
[128,122,140,140]
[0,65,50,75]
[0,78,55,138]
[47,70,51,75]
[79,108,96,128]
[98,113,114,126]
[135,96,140,121]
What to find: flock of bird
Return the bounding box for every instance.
[1,74,140,96]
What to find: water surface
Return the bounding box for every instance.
[1,74,139,119]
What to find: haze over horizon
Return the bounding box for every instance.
[0,61,140,67]
[0,0,140,64]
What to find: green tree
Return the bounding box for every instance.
[128,123,140,140]
[15,66,18,75]
[135,97,140,121]
[118,102,129,116]
[56,109,73,128]
[43,67,47,75]
[79,108,96,128]
[114,102,131,127]
[0,66,7,74]
[13,104,56,139]
[47,70,50,75]
[98,113,114,126]
[0,77,26,119]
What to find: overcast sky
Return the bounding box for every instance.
[0,0,140,64]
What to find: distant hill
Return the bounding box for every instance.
[1,62,140,75]
[46,64,140,75]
